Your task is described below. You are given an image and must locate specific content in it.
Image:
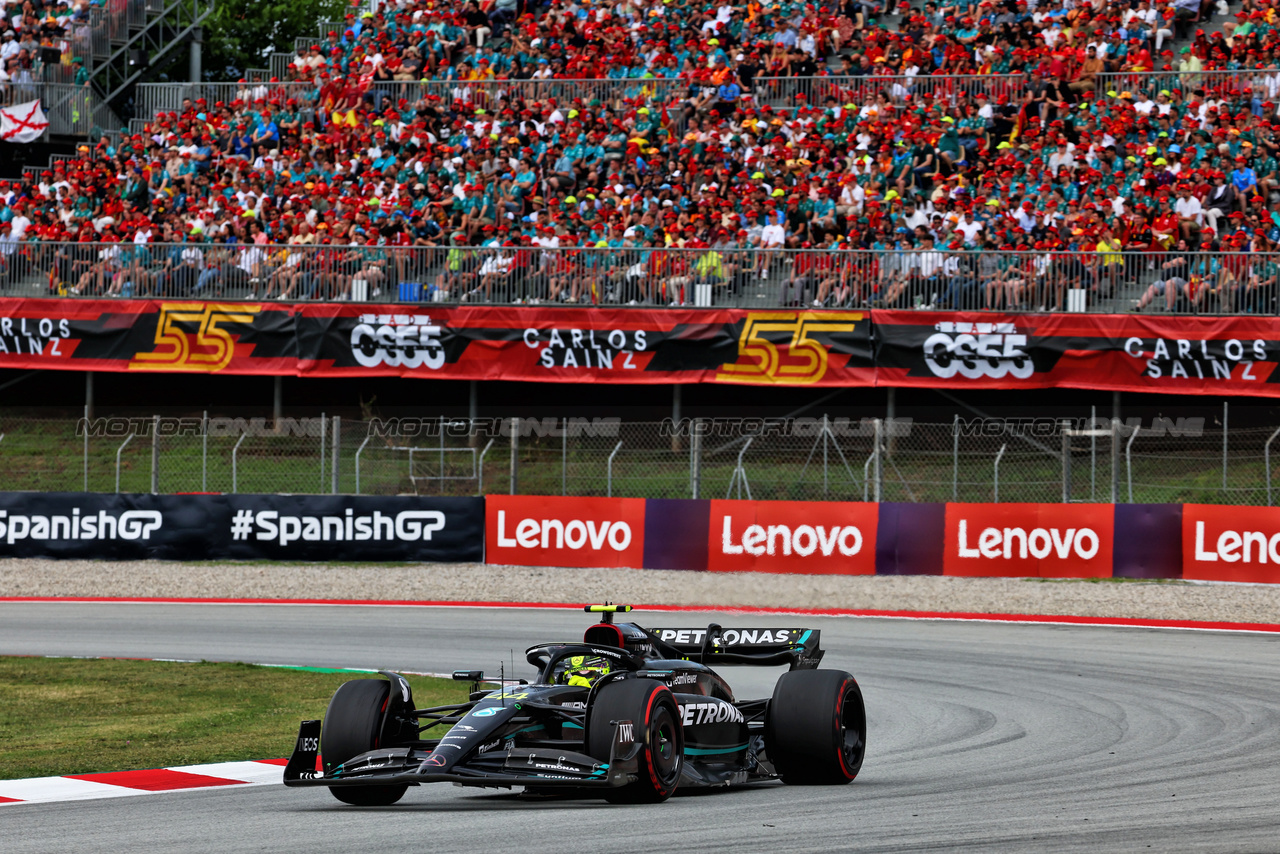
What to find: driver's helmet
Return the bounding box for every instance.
[557,654,612,688]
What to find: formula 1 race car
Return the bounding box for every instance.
[283,605,866,805]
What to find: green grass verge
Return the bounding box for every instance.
[0,657,467,781]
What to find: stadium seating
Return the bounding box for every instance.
[3,0,1275,312]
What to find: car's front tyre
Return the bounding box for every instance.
[587,678,683,803]
[321,679,409,806]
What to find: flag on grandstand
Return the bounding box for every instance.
[0,100,49,143]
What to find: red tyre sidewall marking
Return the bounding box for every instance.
[835,679,854,780]
[644,686,674,796]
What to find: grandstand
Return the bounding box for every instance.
[1,0,1274,314]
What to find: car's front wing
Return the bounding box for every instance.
[281,719,642,791]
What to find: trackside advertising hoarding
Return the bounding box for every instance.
[0,493,483,562]
[943,503,1113,578]
[1181,505,1280,584]
[485,495,646,568]
[5,492,1280,583]
[708,500,877,575]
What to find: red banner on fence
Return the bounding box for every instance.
[10,298,1280,396]
[874,311,1280,396]
[942,503,1114,578]
[707,499,877,575]
[0,299,874,386]
[485,495,647,569]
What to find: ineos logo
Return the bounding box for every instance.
[923,331,1034,380]
[494,510,632,551]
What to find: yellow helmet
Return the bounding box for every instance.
[557,655,612,688]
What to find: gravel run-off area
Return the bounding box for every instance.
[2,560,1280,625]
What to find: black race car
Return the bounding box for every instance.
[283,605,866,805]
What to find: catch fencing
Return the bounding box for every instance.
[11,243,1277,315]
[1,412,1275,505]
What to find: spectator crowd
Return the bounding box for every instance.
[4,0,1280,312]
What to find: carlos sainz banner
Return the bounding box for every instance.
[7,298,1280,395]
[0,299,873,386]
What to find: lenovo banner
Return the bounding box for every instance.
[0,492,483,562]
[486,495,647,568]
[1181,504,1280,584]
[874,311,1280,397]
[943,503,1114,578]
[708,499,877,574]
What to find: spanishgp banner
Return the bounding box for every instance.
[0,492,484,562]
[874,311,1280,396]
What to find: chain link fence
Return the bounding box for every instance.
[1,412,1276,505]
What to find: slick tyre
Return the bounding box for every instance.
[765,669,866,785]
[587,678,683,803]
[321,679,408,806]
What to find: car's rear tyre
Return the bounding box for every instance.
[321,679,409,806]
[587,678,683,803]
[765,669,866,785]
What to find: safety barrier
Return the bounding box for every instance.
[13,243,1277,316]
[1,491,1274,583]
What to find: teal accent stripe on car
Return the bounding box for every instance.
[798,630,812,644]
[683,743,748,755]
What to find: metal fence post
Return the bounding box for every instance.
[476,438,495,495]
[1125,426,1140,503]
[562,417,567,496]
[822,413,830,499]
[872,418,882,503]
[83,404,89,491]
[150,414,160,494]
[607,441,623,497]
[1266,427,1280,506]
[1222,401,1228,495]
[201,410,208,493]
[1090,405,1097,501]
[690,420,702,499]
[993,444,1007,503]
[951,414,959,501]
[113,435,133,494]
[1061,423,1071,504]
[510,416,519,495]
[354,434,371,495]
[319,412,326,493]
[331,416,340,494]
[231,433,247,494]
[1110,418,1120,504]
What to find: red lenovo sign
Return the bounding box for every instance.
[943,503,1113,578]
[485,495,645,569]
[1182,504,1280,583]
[708,500,877,574]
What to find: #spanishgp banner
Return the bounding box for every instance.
[0,493,484,562]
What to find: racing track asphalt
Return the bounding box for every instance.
[2,602,1279,854]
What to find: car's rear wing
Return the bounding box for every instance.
[645,625,824,670]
